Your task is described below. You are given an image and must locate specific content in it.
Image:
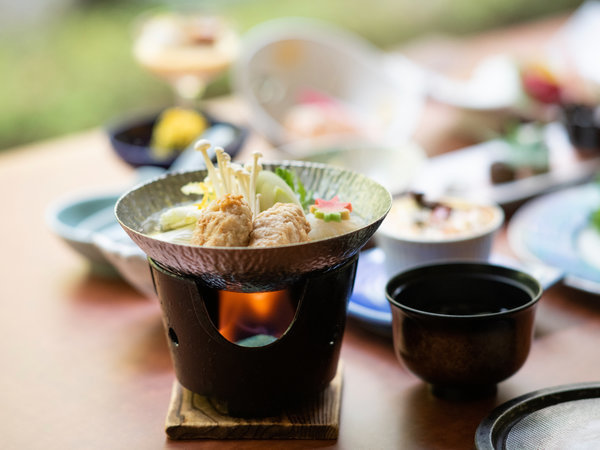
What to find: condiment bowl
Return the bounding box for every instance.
[375,195,504,277]
[106,110,247,168]
[386,262,541,399]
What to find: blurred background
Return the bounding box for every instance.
[0,0,582,151]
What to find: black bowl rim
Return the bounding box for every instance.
[385,261,542,319]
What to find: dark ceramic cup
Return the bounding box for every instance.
[561,103,600,152]
[386,262,542,400]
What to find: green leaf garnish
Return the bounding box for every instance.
[592,208,600,232]
[275,167,314,210]
[591,174,600,232]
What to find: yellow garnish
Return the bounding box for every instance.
[181,181,216,209]
[523,61,558,84]
[150,107,208,159]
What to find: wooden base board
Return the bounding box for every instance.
[165,363,343,440]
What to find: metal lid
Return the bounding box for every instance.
[475,382,600,449]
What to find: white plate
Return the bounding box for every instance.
[425,54,522,111]
[560,1,600,86]
[410,123,600,205]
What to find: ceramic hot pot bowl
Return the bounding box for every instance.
[115,161,392,292]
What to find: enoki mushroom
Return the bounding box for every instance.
[195,140,263,219]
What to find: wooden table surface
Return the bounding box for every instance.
[3,12,600,450]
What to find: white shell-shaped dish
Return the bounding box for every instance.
[233,17,426,146]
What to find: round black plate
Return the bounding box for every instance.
[475,382,600,449]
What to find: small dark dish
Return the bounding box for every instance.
[561,103,600,152]
[386,262,541,400]
[106,110,248,168]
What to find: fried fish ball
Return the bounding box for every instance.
[191,194,252,247]
[249,203,311,247]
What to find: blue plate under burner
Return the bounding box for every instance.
[348,248,392,335]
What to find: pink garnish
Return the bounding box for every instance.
[297,88,338,107]
[521,63,562,104]
[310,196,352,222]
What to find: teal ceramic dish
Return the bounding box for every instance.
[46,191,122,275]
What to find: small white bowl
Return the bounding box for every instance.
[374,196,504,277]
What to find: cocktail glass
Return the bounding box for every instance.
[133,10,239,107]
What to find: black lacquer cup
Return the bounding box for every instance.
[560,103,600,152]
[386,262,541,400]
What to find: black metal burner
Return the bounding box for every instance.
[150,255,358,417]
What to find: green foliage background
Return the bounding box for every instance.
[0,0,582,150]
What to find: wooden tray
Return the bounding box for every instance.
[165,363,343,440]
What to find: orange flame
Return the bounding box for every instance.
[218,290,295,344]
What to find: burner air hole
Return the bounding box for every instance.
[168,327,179,346]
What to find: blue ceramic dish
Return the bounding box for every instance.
[508,182,600,293]
[46,191,123,275]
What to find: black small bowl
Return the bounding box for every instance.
[107,110,248,168]
[560,103,600,152]
[386,262,541,400]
